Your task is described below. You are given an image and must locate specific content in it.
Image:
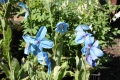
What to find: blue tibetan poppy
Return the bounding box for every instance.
[37,52,51,74]
[81,36,104,57]
[55,22,69,34]
[18,2,29,19]
[22,26,54,53]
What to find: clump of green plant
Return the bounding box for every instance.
[0,0,120,80]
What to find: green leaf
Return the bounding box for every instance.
[0,15,5,29]
[21,76,29,80]
[37,71,48,80]
[74,70,80,80]
[2,26,12,66]
[52,43,60,56]
[76,56,79,69]
[75,69,90,80]
[10,58,21,80]
[53,66,61,78]
[61,61,68,68]
[0,63,10,77]
[54,67,66,80]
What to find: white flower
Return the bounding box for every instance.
[113,17,116,21]
[78,16,82,19]
[115,11,120,18]
[89,24,93,31]
[113,11,120,21]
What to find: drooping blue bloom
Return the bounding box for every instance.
[75,24,90,32]
[86,54,97,67]
[81,36,104,57]
[55,22,69,34]
[18,2,29,19]
[37,52,51,74]
[75,31,92,44]
[0,0,8,4]
[22,26,54,53]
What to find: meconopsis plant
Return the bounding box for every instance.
[22,26,54,74]
[75,24,104,67]
[54,22,69,65]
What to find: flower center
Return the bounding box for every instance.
[37,40,40,43]
[83,35,86,38]
[88,44,92,49]
[25,43,28,48]
[92,60,96,67]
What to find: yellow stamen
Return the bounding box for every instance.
[25,43,28,48]
[42,58,46,65]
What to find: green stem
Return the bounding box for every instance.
[81,55,87,80]
[28,0,33,36]
[56,35,63,66]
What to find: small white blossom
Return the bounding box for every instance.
[113,11,120,21]
[89,24,93,31]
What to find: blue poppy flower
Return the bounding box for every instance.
[23,26,54,52]
[18,2,29,19]
[86,54,97,67]
[75,31,92,44]
[81,36,104,57]
[0,0,8,4]
[75,24,90,32]
[37,52,51,74]
[55,22,69,34]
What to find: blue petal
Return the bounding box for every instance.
[36,26,47,40]
[37,52,51,67]
[86,55,97,67]
[41,38,54,49]
[81,24,90,30]
[0,0,8,4]
[18,2,27,9]
[55,22,69,34]
[55,28,60,32]
[47,63,51,74]
[24,43,31,55]
[22,34,36,44]
[89,37,94,45]
[75,24,89,32]
[81,47,89,55]
[37,52,47,65]
[92,40,99,47]
[75,32,86,44]
[55,27,67,34]
[75,25,84,32]
[84,36,94,48]
[90,47,104,57]
[56,22,69,28]
[37,43,43,52]
[55,27,63,33]
[18,2,29,19]
[84,36,89,47]
[24,9,29,19]
[37,52,44,59]
[24,43,37,55]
